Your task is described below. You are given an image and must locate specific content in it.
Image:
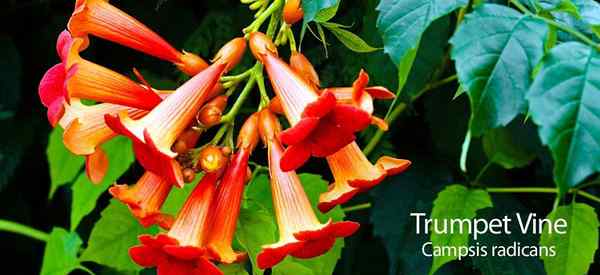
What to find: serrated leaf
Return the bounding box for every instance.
[429,184,492,275]
[450,4,548,136]
[527,42,600,194]
[539,202,599,275]
[370,158,453,275]
[46,127,85,199]
[321,22,378,53]
[40,228,83,275]
[482,119,541,169]
[81,200,158,272]
[70,136,134,230]
[376,0,466,94]
[237,173,345,275]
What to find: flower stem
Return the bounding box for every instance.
[486,187,600,204]
[510,0,600,50]
[342,203,372,212]
[244,0,283,35]
[0,219,49,242]
[221,66,260,124]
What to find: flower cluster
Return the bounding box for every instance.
[38,1,410,274]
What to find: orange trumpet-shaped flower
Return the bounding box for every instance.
[249,32,371,172]
[318,142,411,213]
[283,0,304,25]
[129,172,222,275]
[205,114,258,264]
[68,0,208,75]
[289,51,319,90]
[105,62,226,187]
[256,109,359,269]
[211,37,247,72]
[110,171,174,229]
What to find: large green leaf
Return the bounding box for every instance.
[70,136,134,230]
[237,173,345,275]
[370,158,453,275]
[527,42,600,194]
[40,228,84,275]
[302,0,340,25]
[376,0,467,93]
[429,184,493,275]
[482,119,541,169]
[81,200,158,272]
[539,202,599,275]
[46,127,85,199]
[221,263,249,275]
[450,4,548,136]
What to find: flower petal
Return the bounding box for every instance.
[85,148,108,184]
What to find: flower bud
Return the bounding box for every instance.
[258,108,282,144]
[283,0,304,25]
[249,32,278,62]
[237,113,260,152]
[197,145,229,173]
[268,97,284,114]
[213,38,247,72]
[182,168,196,183]
[197,95,228,128]
[177,51,209,76]
[290,51,320,89]
[221,146,232,156]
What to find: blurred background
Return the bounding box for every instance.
[1,0,598,274]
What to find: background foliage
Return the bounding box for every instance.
[2,0,600,274]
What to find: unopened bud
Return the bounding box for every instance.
[177,51,209,76]
[172,140,189,154]
[197,145,228,173]
[183,168,196,183]
[283,0,304,25]
[258,108,282,144]
[213,38,247,72]
[249,32,278,62]
[221,146,232,156]
[237,113,260,152]
[197,95,228,128]
[290,51,320,88]
[268,97,284,114]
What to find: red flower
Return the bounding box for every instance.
[256,109,359,269]
[110,171,174,229]
[129,172,222,275]
[318,142,411,213]
[68,0,208,75]
[205,114,258,263]
[105,63,226,187]
[39,30,164,126]
[249,32,371,171]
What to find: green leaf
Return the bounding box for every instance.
[41,228,83,275]
[70,136,134,230]
[450,4,548,136]
[46,127,85,199]
[320,22,379,53]
[376,0,466,93]
[237,173,345,275]
[527,42,600,194]
[81,200,158,272]
[314,1,340,22]
[539,202,599,275]
[371,158,453,275]
[220,263,249,275]
[482,119,541,169]
[0,36,21,120]
[429,184,492,275]
[302,0,340,24]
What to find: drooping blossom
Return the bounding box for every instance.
[110,171,174,229]
[256,109,359,269]
[249,32,371,171]
[105,63,226,187]
[205,114,259,263]
[68,0,208,75]
[129,172,222,275]
[318,142,411,212]
[283,0,304,25]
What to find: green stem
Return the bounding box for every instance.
[510,0,600,50]
[0,219,49,242]
[244,0,283,34]
[221,70,258,123]
[486,187,600,204]
[363,103,407,156]
[220,69,252,83]
[410,74,458,101]
[210,124,230,145]
[473,160,494,184]
[342,203,372,212]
